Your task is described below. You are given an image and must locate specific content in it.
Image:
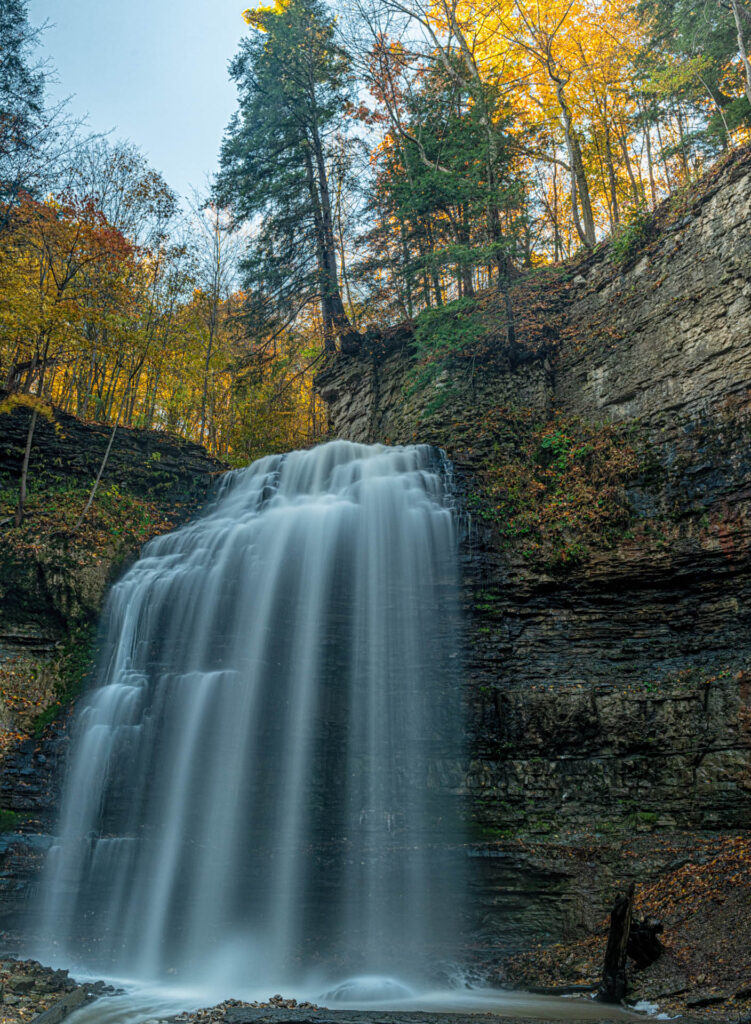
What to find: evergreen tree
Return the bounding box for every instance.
[358,44,521,329]
[639,0,751,148]
[0,0,44,213]
[215,0,360,353]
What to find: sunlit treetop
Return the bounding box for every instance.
[242,1,292,31]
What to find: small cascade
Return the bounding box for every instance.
[34,441,465,997]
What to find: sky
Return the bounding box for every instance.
[27,0,253,200]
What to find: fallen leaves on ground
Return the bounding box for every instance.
[502,832,751,1022]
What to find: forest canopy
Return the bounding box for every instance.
[2,0,750,509]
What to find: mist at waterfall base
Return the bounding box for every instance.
[32,441,468,1005]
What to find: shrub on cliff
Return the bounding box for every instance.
[466,412,640,569]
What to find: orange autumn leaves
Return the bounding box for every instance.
[0,190,325,464]
[0,192,134,391]
[428,0,652,242]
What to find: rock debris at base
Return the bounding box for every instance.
[0,958,114,1024]
[171,996,321,1024]
[175,1007,636,1024]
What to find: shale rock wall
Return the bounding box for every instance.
[0,402,224,660]
[317,150,751,951]
[0,399,224,504]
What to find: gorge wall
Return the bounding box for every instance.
[0,405,225,664]
[316,149,751,955]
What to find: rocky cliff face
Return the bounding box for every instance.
[0,402,225,664]
[316,149,751,961]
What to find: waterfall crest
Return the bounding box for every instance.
[36,441,464,995]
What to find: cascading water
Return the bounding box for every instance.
[34,441,465,999]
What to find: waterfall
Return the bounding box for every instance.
[35,441,464,998]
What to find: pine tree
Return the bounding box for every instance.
[639,0,751,148]
[0,0,44,213]
[215,0,360,353]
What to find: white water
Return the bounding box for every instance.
[54,987,639,1024]
[34,441,466,999]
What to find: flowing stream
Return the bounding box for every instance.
[35,441,466,999]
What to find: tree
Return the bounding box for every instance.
[0,0,44,211]
[0,192,133,523]
[0,0,43,172]
[63,139,178,250]
[0,0,77,228]
[186,194,242,445]
[215,0,361,353]
[730,0,751,106]
[357,38,521,317]
[351,0,524,336]
[639,0,751,150]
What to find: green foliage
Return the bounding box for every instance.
[638,0,751,152]
[611,205,653,265]
[627,809,659,829]
[0,392,57,426]
[357,49,523,317]
[0,481,176,561]
[0,809,23,832]
[58,623,96,698]
[408,298,487,398]
[465,412,640,569]
[215,0,355,345]
[0,0,45,213]
[0,475,178,752]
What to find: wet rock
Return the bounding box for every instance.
[7,973,36,993]
[32,986,88,1024]
[686,992,728,1008]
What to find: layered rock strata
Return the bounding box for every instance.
[316,149,751,954]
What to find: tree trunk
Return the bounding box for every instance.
[674,103,691,181]
[424,222,443,306]
[104,361,122,420]
[14,408,38,527]
[552,161,562,261]
[308,104,360,351]
[616,126,642,205]
[571,133,596,245]
[14,344,50,527]
[75,418,120,529]
[554,74,596,247]
[200,316,216,444]
[398,218,414,319]
[499,254,516,349]
[598,883,634,1003]
[302,144,337,353]
[3,345,22,392]
[604,129,620,227]
[655,120,674,190]
[730,0,751,106]
[628,918,664,968]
